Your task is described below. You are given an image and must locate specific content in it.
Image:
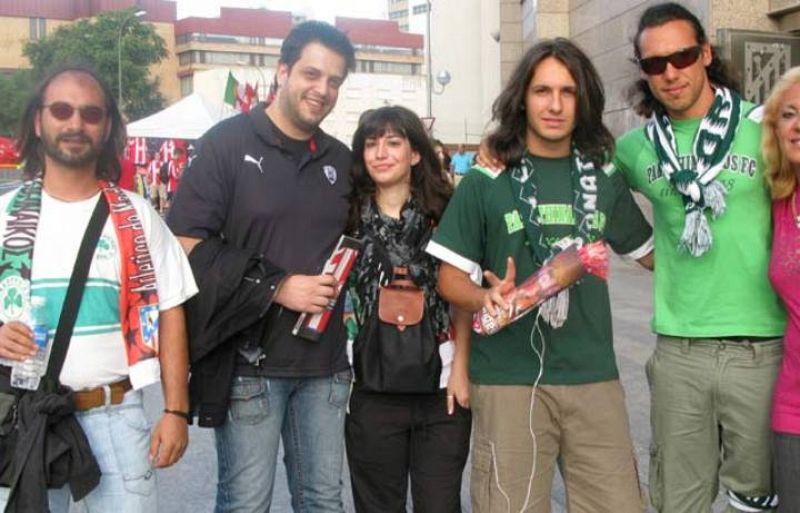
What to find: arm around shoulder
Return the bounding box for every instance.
[438,263,485,313]
[637,251,654,270]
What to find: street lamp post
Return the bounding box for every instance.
[425,3,450,114]
[426,0,433,117]
[434,70,451,94]
[118,9,146,114]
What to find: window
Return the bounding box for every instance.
[29,17,46,40]
[389,11,405,20]
[204,51,250,65]
[175,32,283,47]
[412,4,429,14]
[353,44,416,56]
[257,54,278,67]
[180,76,193,97]
[358,60,417,76]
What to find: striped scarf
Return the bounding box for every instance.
[0,180,160,389]
[646,86,742,256]
[508,150,601,327]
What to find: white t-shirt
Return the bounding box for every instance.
[0,187,197,390]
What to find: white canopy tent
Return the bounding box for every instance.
[126,93,237,140]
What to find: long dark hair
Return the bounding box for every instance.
[17,65,126,181]
[486,38,613,168]
[348,106,453,233]
[628,2,741,117]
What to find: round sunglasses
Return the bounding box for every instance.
[41,102,106,125]
[638,45,703,76]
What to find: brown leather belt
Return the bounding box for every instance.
[72,378,132,411]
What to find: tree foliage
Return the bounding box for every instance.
[0,69,34,136]
[23,8,168,121]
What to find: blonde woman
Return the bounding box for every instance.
[763,66,800,512]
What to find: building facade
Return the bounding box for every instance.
[385,0,524,146]
[0,0,181,102]
[0,0,430,144]
[175,9,426,144]
[519,0,800,135]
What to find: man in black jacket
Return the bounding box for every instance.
[168,21,355,513]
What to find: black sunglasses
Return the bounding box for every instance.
[638,46,703,76]
[41,102,106,125]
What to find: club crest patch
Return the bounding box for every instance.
[94,235,116,261]
[138,303,160,349]
[504,210,524,234]
[0,276,29,320]
[323,165,337,185]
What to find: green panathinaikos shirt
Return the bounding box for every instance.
[428,155,653,385]
[613,102,785,338]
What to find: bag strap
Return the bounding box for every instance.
[367,220,434,279]
[44,194,110,382]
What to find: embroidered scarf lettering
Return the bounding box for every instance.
[507,151,601,327]
[0,180,160,385]
[646,86,741,256]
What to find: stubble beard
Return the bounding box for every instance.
[40,130,102,169]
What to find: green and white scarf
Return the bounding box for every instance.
[646,86,742,256]
[0,180,161,388]
[508,150,601,327]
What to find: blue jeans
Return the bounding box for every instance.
[0,389,156,512]
[215,370,352,513]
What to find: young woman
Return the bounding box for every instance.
[763,66,800,512]
[345,106,471,513]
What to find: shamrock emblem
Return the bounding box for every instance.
[4,288,21,310]
[95,236,116,260]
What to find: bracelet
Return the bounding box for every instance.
[163,409,191,422]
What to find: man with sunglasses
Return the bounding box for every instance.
[0,66,197,511]
[613,3,785,512]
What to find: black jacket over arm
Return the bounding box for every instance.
[1,372,100,513]
[185,237,285,427]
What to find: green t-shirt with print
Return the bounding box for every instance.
[613,103,785,337]
[429,156,653,385]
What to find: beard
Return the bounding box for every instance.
[279,92,331,136]
[40,129,102,169]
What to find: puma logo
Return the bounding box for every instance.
[244,154,264,174]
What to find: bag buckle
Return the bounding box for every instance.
[378,266,425,329]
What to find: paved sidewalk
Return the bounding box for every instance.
[96,255,725,512]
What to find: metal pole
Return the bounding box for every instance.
[426,0,432,117]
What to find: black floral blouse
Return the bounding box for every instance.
[347,197,451,342]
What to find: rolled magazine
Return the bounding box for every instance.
[473,241,609,335]
[292,235,362,341]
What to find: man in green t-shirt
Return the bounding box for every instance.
[613,4,785,512]
[427,38,653,513]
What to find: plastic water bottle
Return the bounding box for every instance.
[10,297,50,391]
